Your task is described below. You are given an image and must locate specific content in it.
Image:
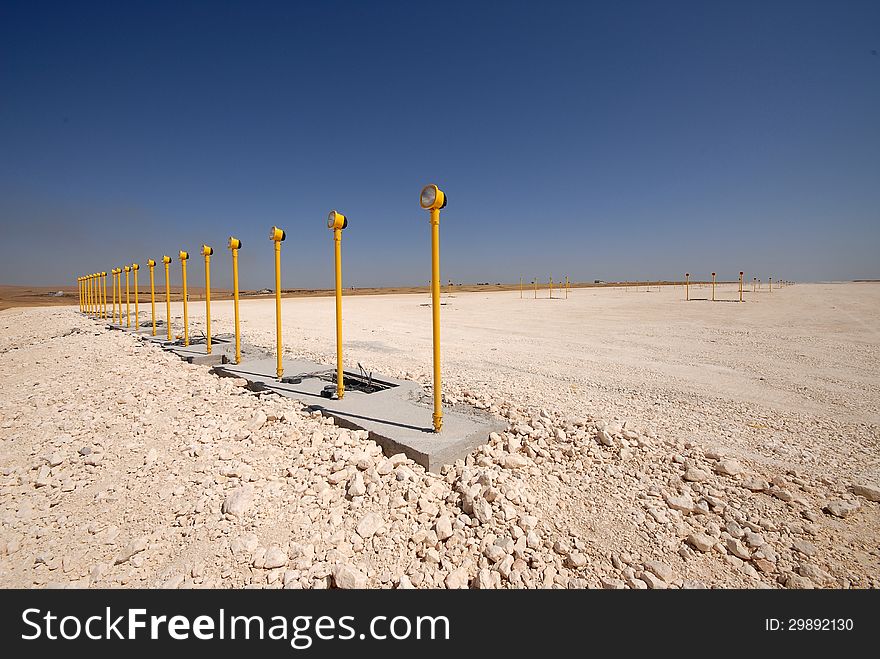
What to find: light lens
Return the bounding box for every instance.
[420,185,437,208]
[328,211,336,229]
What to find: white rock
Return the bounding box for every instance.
[472,497,493,525]
[664,493,694,513]
[823,500,860,518]
[222,486,255,515]
[434,516,453,541]
[851,484,880,502]
[502,454,530,469]
[644,560,675,583]
[683,466,710,482]
[263,545,288,569]
[715,459,743,476]
[445,567,469,589]
[356,512,384,538]
[347,473,366,498]
[333,564,367,589]
[686,533,714,552]
[726,538,751,560]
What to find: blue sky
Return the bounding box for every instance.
[1,0,878,288]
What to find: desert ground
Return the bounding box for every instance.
[0,281,878,589]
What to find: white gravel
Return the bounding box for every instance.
[0,281,878,588]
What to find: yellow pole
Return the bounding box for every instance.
[270,227,285,379]
[86,275,91,315]
[162,256,172,341]
[331,218,345,399]
[179,251,189,346]
[520,276,522,299]
[549,275,553,299]
[565,276,569,299]
[132,263,139,328]
[685,273,689,301]
[115,269,121,323]
[739,272,743,302]
[769,277,772,292]
[712,272,716,302]
[228,238,241,364]
[534,278,537,299]
[148,260,156,335]
[124,267,131,327]
[201,245,213,354]
[77,278,81,312]
[430,208,442,432]
[102,272,107,318]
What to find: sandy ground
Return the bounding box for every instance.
[1,282,878,589]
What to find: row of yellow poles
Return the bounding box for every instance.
[76,184,445,432]
[683,272,780,302]
[81,241,243,363]
[519,276,571,299]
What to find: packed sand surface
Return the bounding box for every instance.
[1,282,878,589]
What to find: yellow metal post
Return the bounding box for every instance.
[201,245,213,354]
[565,276,569,299]
[419,184,446,433]
[77,278,81,313]
[769,277,772,292]
[739,271,743,302]
[116,269,121,323]
[132,263,139,327]
[179,251,189,346]
[328,211,347,399]
[109,272,114,322]
[520,276,523,299]
[124,266,131,327]
[228,238,241,364]
[712,272,716,302]
[86,275,91,315]
[430,210,442,431]
[148,259,156,336]
[534,278,537,299]
[117,269,123,324]
[685,273,690,301]
[549,276,553,299]
[102,271,107,319]
[162,256,172,341]
[269,227,285,379]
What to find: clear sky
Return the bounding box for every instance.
[1,0,878,289]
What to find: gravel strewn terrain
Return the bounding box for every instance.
[1,282,878,588]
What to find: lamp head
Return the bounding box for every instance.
[201,244,213,257]
[101,271,106,277]
[269,226,285,242]
[162,255,172,264]
[179,251,189,261]
[124,266,130,272]
[419,184,447,210]
[132,263,139,271]
[147,259,156,268]
[327,210,347,230]
[227,236,241,250]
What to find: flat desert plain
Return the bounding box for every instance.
[0,282,878,589]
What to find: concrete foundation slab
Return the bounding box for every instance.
[214,357,504,471]
[158,336,236,365]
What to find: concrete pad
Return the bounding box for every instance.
[214,357,504,471]
[160,336,235,365]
